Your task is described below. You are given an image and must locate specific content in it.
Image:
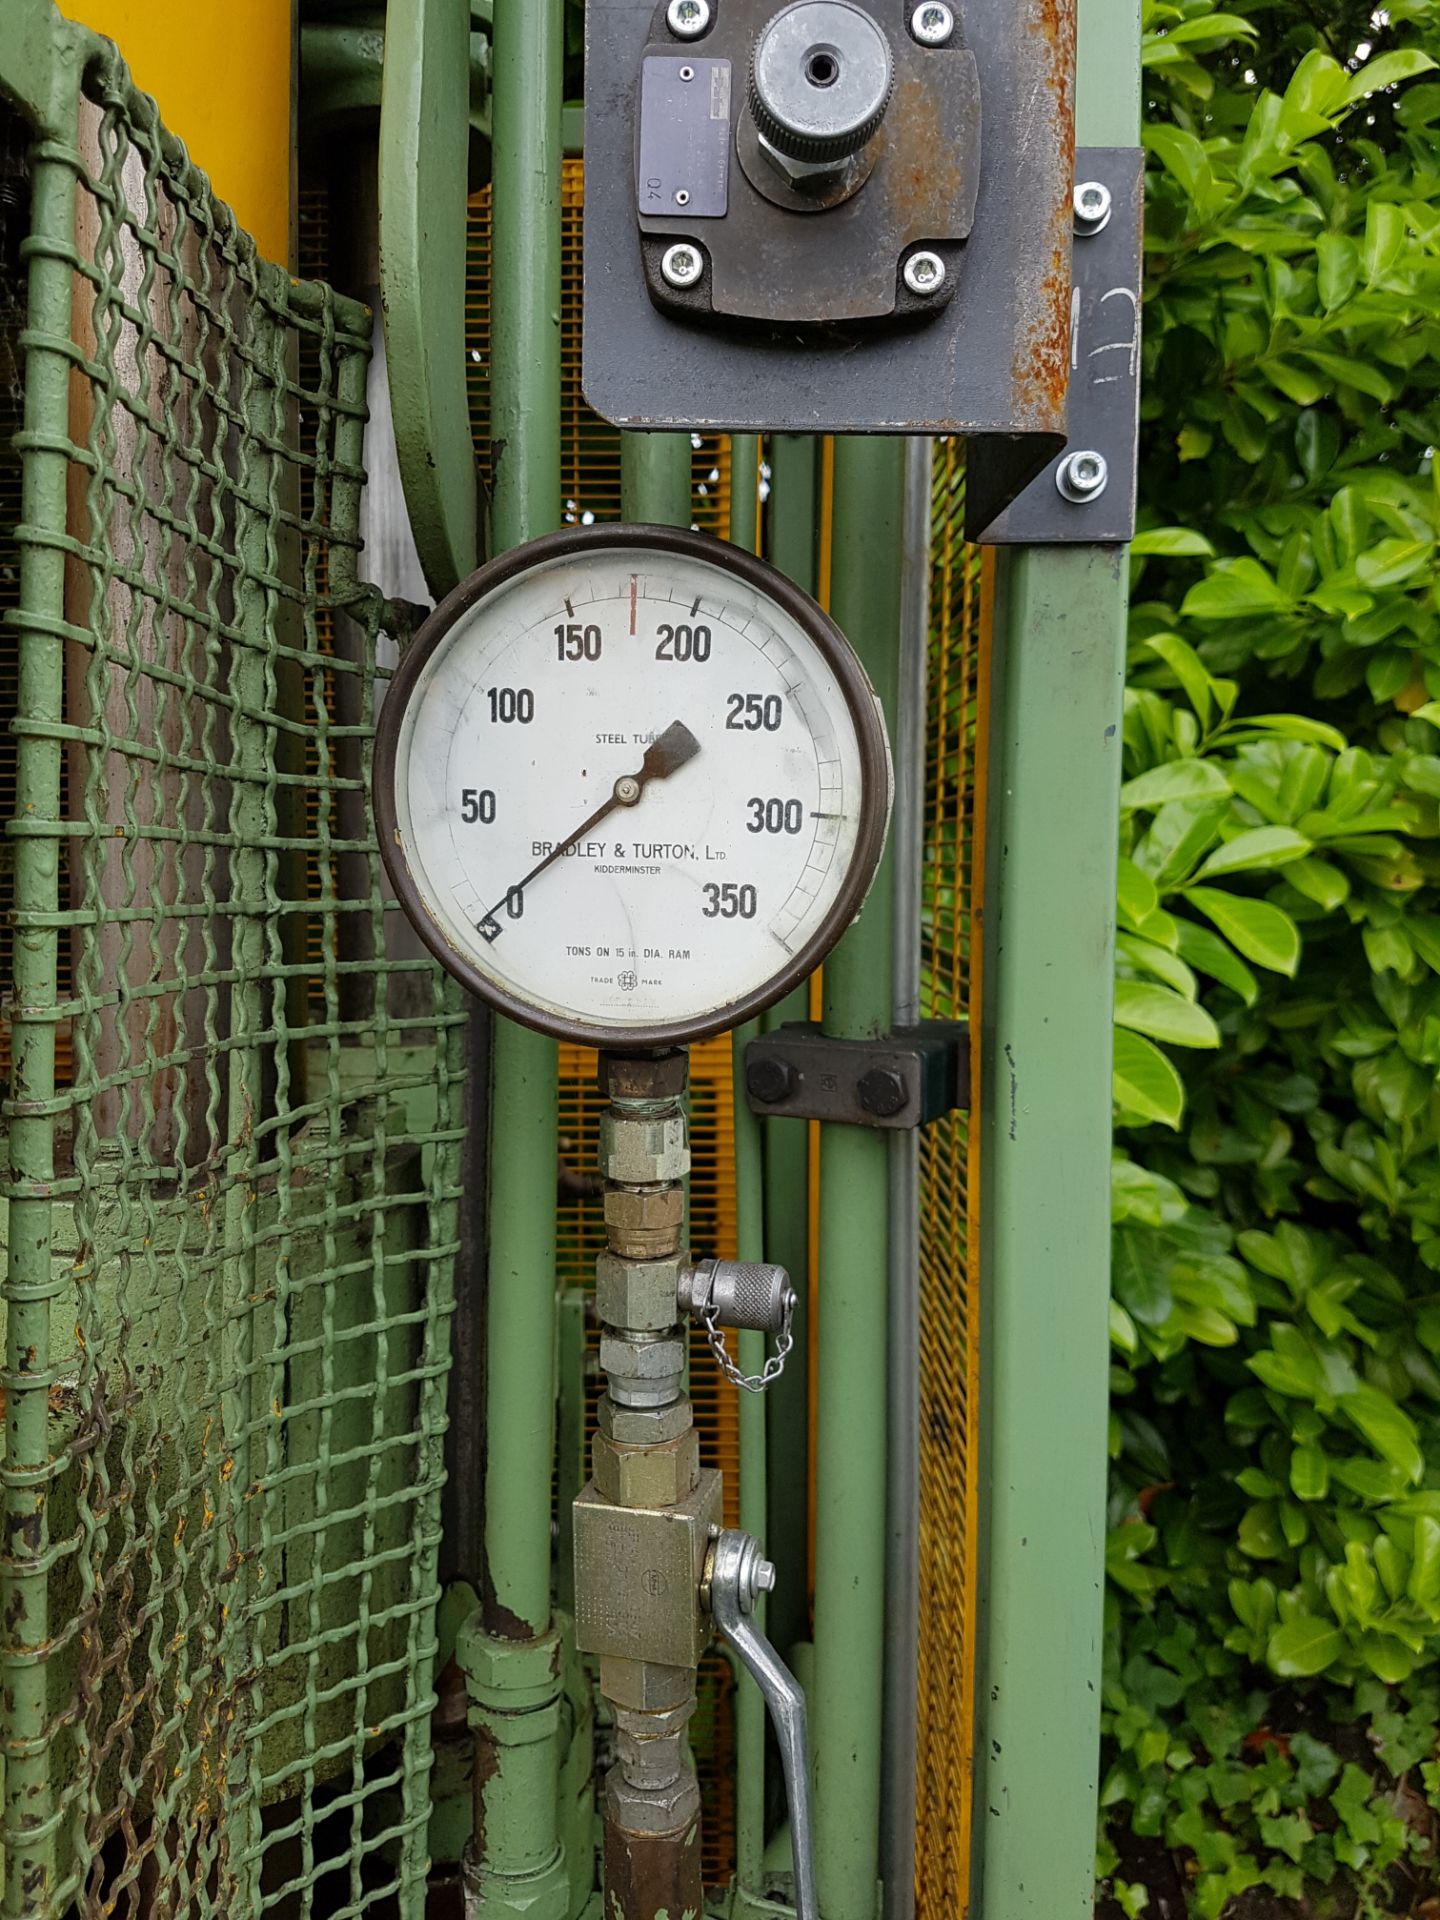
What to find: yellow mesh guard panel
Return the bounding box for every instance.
[915,439,987,1917]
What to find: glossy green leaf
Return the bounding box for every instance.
[1267,1617,1344,1678]
[1197,826,1312,878]
[1180,559,1291,619]
[1113,1029,1185,1129]
[1129,526,1218,557]
[1114,980,1221,1049]
[1121,760,1232,810]
[1173,918,1259,1005]
[1183,888,1301,975]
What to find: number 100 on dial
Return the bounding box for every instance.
[375,524,892,1048]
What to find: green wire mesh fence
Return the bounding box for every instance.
[2,39,464,1919]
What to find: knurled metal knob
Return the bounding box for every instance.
[748,1,894,168]
[678,1258,794,1335]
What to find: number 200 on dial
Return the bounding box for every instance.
[375,524,892,1047]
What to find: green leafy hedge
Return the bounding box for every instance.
[1105,0,1440,1913]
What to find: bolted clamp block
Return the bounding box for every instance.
[574,1471,723,1669]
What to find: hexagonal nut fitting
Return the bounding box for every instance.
[600,1111,689,1185]
[600,1331,685,1408]
[596,1251,685,1333]
[600,1655,695,1712]
[593,1426,701,1508]
[605,1757,701,1837]
[604,1184,686,1259]
[599,1049,689,1102]
[599,1395,694,1446]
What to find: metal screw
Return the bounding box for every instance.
[857,1067,907,1118]
[746,1056,796,1106]
[756,1559,777,1596]
[667,0,711,37]
[1055,449,1109,503]
[660,242,705,290]
[1073,179,1112,235]
[911,2,955,44]
[902,249,945,297]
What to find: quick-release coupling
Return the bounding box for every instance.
[678,1258,795,1335]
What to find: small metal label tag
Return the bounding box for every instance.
[637,56,732,221]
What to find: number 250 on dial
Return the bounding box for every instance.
[375,524,892,1047]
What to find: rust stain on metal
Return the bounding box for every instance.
[885,71,966,236]
[1012,0,1078,428]
[472,1724,501,1859]
[604,1815,704,1920]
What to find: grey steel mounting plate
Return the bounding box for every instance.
[584,0,1076,476]
[970,147,1144,544]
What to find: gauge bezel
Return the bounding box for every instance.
[374,521,891,1048]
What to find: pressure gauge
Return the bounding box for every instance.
[375,524,891,1047]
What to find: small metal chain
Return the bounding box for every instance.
[702,1293,794,1394]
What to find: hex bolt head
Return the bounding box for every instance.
[660,242,705,290]
[857,1067,907,1118]
[1055,449,1110,504]
[666,0,711,37]
[1073,179,1113,235]
[902,249,945,297]
[910,2,955,44]
[746,1055,796,1105]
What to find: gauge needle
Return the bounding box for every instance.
[476,720,701,940]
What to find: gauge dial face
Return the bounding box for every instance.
[376,525,891,1046]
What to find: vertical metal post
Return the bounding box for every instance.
[464,2,571,1914]
[972,3,1139,1916]
[2,119,76,1920]
[621,432,691,524]
[482,0,562,1637]
[881,437,932,1920]
[759,434,817,1669]
[812,435,905,1920]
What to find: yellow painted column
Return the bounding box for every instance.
[62,0,294,265]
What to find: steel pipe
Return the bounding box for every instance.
[812,434,904,1920]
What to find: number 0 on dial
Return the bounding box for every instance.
[375,524,892,1047]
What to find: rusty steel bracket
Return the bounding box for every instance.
[583,0,1075,471]
[743,1020,969,1129]
[969,146,1144,544]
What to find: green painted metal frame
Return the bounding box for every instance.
[813,438,906,1920]
[970,5,1139,1920]
[465,4,578,1916]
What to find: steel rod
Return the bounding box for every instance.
[760,434,819,1667]
[812,434,905,1920]
[482,0,564,1643]
[880,436,932,1920]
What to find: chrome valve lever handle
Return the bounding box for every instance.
[704,1530,817,1920]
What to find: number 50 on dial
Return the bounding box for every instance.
[374,524,892,1048]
